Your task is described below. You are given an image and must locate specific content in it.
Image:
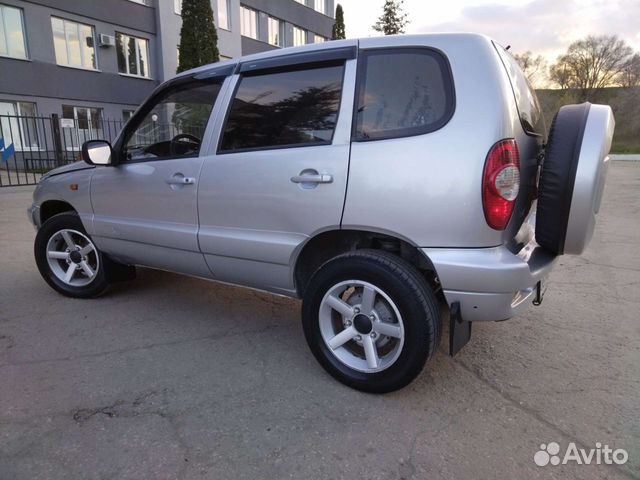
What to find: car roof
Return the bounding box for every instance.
[175,33,493,79]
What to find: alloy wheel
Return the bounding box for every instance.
[45,229,99,287]
[318,280,405,373]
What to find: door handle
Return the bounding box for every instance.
[290,173,333,184]
[166,175,195,185]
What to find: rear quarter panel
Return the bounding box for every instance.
[342,34,536,248]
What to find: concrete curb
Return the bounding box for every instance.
[610,154,640,161]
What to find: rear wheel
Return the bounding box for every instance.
[35,212,110,298]
[302,250,440,393]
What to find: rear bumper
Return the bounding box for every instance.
[423,237,557,322]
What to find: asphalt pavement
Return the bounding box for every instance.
[0,162,638,480]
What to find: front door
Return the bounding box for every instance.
[90,76,226,277]
[197,48,358,294]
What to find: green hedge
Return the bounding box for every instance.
[536,87,640,154]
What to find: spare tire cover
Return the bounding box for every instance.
[536,103,590,254]
[536,103,614,255]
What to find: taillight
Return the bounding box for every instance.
[482,139,520,230]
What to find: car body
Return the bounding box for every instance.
[28,34,614,392]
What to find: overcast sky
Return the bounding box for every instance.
[337,0,640,63]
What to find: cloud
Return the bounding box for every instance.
[339,0,640,63]
[415,0,640,61]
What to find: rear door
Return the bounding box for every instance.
[197,46,358,294]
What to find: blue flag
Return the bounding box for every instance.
[2,143,15,163]
[0,137,4,151]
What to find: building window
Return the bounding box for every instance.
[0,4,27,59]
[62,105,102,130]
[267,17,283,47]
[314,0,325,14]
[293,26,306,46]
[61,105,103,149]
[0,100,38,149]
[0,99,35,116]
[218,0,230,30]
[51,17,97,70]
[116,32,150,78]
[314,34,326,43]
[174,0,182,14]
[122,110,135,123]
[220,63,344,152]
[240,6,258,39]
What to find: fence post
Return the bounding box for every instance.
[51,114,64,166]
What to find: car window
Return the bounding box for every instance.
[219,63,344,152]
[123,78,223,162]
[494,43,546,137]
[354,48,454,141]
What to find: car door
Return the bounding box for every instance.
[197,46,358,294]
[90,73,229,277]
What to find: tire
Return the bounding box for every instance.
[536,103,591,254]
[34,212,110,298]
[302,249,440,393]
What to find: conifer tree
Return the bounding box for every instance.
[332,4,346,40]
[372,0,409,35]
[177,0,220,73]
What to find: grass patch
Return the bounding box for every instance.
[611,144,640,154]
[537,87,640,153]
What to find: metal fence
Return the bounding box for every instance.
[0,114,124,187]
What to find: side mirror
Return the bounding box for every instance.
[82,140,113,166]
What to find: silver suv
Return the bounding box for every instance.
[28,34,615,392]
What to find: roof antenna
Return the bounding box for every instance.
[505,45,511,50]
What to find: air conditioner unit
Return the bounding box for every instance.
[98,34,115,47]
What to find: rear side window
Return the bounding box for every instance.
[494,43,545,137]
[219,63,345,152]
[354,48,454,141]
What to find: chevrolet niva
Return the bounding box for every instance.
[28,35,614,392]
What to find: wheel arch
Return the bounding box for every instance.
[292,229,440,298]
[39,200,77,224]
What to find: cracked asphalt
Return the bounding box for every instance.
[0,162,638,480]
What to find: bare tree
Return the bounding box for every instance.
[513,51,548,87]
[549,35,633,99]
[619,53,640,88]
[549,63,572,90]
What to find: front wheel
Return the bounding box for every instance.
[302,250,440,393]
[34,212,110,298]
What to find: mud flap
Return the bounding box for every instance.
[449,301,472,356]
